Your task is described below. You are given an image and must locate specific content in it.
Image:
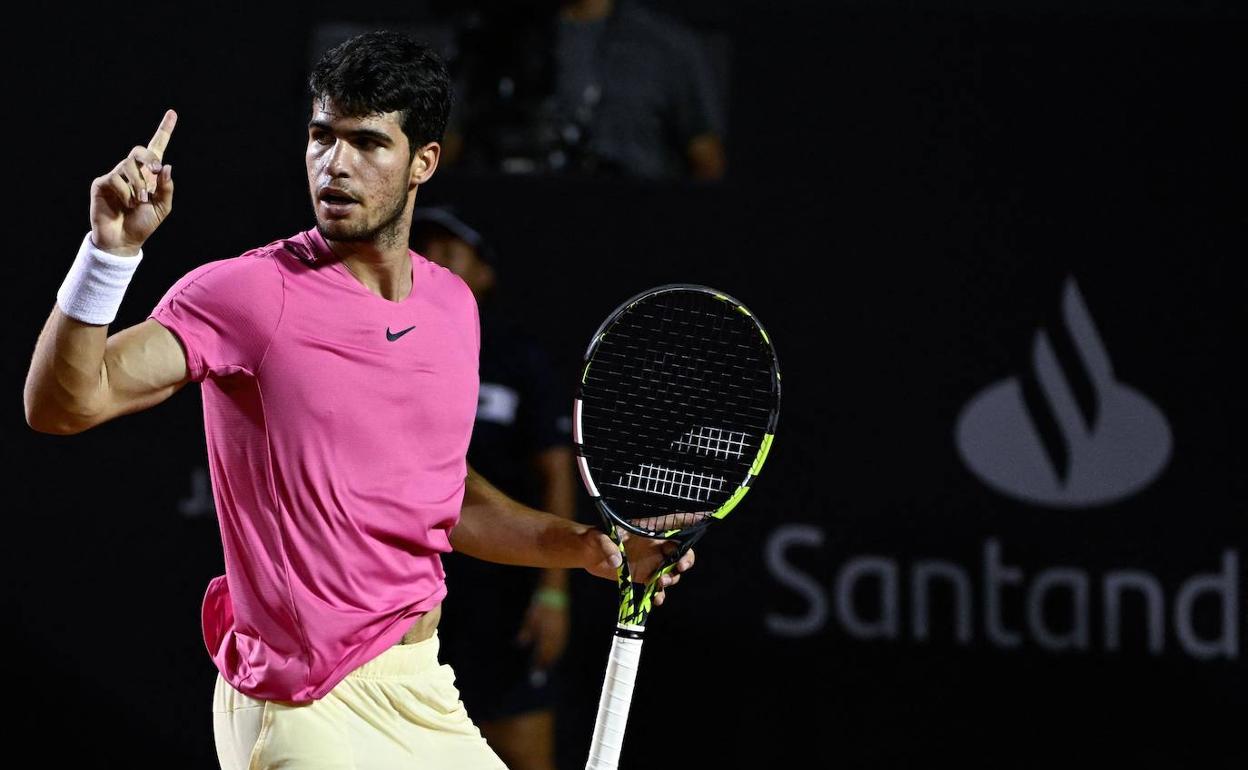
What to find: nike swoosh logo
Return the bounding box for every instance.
[386,325,416,341]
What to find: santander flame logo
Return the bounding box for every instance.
[955,277,1172,508]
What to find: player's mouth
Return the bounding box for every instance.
[318,187,360,216]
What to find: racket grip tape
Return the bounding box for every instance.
[585,628,646,770]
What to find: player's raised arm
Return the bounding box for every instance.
[24,109,187,435]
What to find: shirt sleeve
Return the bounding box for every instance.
[147,255,284,383]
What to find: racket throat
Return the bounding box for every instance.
[618,581,654,627]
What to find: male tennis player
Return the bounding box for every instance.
[23,30,693,770]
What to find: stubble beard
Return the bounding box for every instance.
[314,176,412,251]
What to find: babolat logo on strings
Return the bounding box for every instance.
[611,427,742,503]
[955,277,1172,507]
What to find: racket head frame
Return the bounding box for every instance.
[572,283,781,626]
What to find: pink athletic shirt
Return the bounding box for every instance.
[147,225,480,703]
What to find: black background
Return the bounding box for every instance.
[5,1,1245,767]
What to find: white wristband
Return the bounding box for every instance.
[56,232,144,325]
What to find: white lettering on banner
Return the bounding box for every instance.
[835,557,898,639]
[179,465,215,518]
[477,383,520,425]
[763,525,827,637]
[912,561,973,643]
[1104,571,1165,654]
[763,526,1241,661]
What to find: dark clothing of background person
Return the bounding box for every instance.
[449,0,725,179]
[438,305,575,721]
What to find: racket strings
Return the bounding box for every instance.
[591,304,772,424]
[581,290,775,534]
[671,426,751,459]
[614,462,726,503]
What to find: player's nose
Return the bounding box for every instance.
[325,138,356,176]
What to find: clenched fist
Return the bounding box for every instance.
[89,109,177,256]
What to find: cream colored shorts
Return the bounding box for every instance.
[212,631,506,769]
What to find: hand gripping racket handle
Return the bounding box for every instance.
[585,628,645,770]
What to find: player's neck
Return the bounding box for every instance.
[327,238,413,302]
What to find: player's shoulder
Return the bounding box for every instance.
[261,228,328,272]
[159,241,284,303]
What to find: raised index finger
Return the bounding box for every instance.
[147,109,178,160]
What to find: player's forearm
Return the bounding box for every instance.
[24,304,109,434]
[32,112,175,434]
[536,445,578,590]
[451,464,598,569]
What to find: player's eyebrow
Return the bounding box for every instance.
[308,119,393,145]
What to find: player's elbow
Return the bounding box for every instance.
[24,365,87,434]
[24,394,99,436]
[26,410,92,436]
[26,411,72,435]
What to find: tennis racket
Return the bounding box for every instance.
[575,284,781,770]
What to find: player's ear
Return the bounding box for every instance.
[410,141,440,185]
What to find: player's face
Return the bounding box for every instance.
[306,96,413,246]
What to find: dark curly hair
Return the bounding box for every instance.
[308,30,453,164]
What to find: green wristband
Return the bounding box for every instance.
[534,587,569,610]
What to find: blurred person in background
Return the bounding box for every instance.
[412,206,577,770]
[444,0,726,180]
